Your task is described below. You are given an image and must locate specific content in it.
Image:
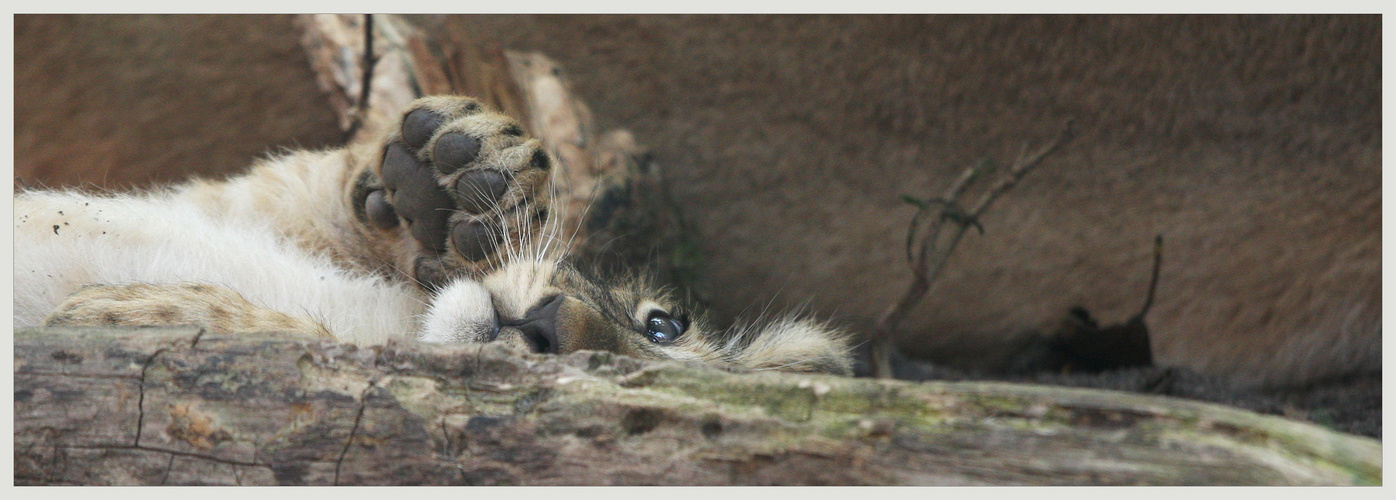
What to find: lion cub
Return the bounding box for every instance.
[14,96,853,374]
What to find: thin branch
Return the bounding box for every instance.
[871,121,1075,378]
[965,121,1075,219]
[1139,234,1164,317]
[904,164,979,269]
[343,14,379,142]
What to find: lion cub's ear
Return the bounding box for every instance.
[726,317,854,375]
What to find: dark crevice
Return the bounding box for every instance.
[334,385,372,485]
[20,372,141,380]
[701,419,724,440]
[621,408,663,435]
[134,347,171,447]
[159,452,176,485]
[65,443,264,467]
[47,441,64,483]
[189,327,207,349]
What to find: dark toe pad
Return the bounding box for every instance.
[364,189,398,229]
[402,109,444,149]
[413,256,452,291]
[452,221,500,262]
[433,132,482,175]
[455,170,509,214]
[381,143,455,252]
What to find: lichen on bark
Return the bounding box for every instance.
[14,326,1381,485]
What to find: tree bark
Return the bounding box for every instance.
[14,327,1381,485]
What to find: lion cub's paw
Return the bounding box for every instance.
[358,96,551,287]
[45,283,332,338]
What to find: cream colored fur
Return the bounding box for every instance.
[14,161,429,344]
[14,147,505,346]
[13,96,854,375]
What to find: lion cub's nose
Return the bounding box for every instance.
[499,294,564,353]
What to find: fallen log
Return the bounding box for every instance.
[14,327,1381,485]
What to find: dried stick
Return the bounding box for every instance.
[871,121,1076,378]
[342,14,378,142]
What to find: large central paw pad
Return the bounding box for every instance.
[361,96,551,285]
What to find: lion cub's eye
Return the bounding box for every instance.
[644,310,686,344]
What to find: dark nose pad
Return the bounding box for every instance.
[500,295,564,353]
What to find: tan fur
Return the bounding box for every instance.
[46,283,332,339]
[178,148,397,277]
[17,95,855,375]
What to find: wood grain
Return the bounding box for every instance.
[15,327,1381,485]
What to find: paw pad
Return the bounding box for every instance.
[433,133,482,175]
[451,220,500,262]
[364,190,398,229]
[455,170,509,214]
[363,96,552,283]
[402,109,444,148]
[380,143,454,253]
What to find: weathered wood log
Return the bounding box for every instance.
[14,327,1381,485]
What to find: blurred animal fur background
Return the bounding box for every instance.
[14,14,1380,437]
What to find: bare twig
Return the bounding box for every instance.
[871,121,1076,378]
[342,14,378,142]
[1140,234,1163,317]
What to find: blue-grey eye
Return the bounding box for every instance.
[645,310,685,344]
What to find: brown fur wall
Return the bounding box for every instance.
[450,14,1381,387]
[14,15,341,188]
[14,15,1380,388]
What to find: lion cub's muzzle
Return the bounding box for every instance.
[496,294,564,353]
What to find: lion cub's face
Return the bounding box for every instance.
[485,260,699,361]
[420,260,853,375]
